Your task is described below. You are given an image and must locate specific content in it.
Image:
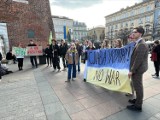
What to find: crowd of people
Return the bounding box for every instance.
[0,26,153,112]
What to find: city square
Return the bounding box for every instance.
[1,0,160,120]
[0,58,160,120]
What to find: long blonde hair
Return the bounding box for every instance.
[68,43,77,52]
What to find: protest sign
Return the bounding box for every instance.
[12,47,26,56]
[86,43,135,93]
[26,46,43,56]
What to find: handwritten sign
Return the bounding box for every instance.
[12,47,26,56]
[86,43,135,93]
[26,46,43,56]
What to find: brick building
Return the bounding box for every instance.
[0,0,54,49]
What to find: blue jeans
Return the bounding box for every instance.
[68,64,76,80]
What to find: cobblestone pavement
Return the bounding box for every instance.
[0,57,160,120]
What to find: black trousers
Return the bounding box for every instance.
[0,63,1,79]
[17,58,24,68]
[46,56,52,66]
[154,61,160,76]
[62,55,67,68]
[30,56,38,67]
[52,57,60,70]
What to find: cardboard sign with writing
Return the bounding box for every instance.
[26,46,43,56]
[12,47,26,56]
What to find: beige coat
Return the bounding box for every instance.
[65,49,79,64]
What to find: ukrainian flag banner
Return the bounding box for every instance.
[63,26,69,39]
[86,43,135,93]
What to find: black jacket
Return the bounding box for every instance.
[59,43,68,56]
[76,45,83,57]
[154,44,160,61]
[0,52,2,61]
[85,46,96,60]
[49,44,60,57]
[6,52,13,60]
[45,47,52,57]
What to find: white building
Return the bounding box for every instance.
[73,21,87,41]
[52,15,73,41]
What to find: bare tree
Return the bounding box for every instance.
[116,28,131,45]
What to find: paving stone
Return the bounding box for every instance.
[47,111,71,120]
[44,102,65,116]
[41,94,59,105]
[64,101,85,115]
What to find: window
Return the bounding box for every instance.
[146,26,150,33]
[138,18,143,24]
[146,16,150,22]
[146,6,150,11]
[140,8,144,14]
[27,29,35,38]
[126,22,128,27]
[125,13,128,18]
[130,10,134,16]
[130,20,134,26]
[115,25,118,29]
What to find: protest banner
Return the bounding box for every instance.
[12,47,26,56]
[26,46,43,56]
[86,43,135,93]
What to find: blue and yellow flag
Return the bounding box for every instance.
[86,43,135,93]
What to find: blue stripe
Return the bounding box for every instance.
[87,42,135,69]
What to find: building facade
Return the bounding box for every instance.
[73,21,87,41]
[0,0,54,48]
[52,15,73,42]
[153,0,160,40]
[87,26,105,42]
[105,0,155,44]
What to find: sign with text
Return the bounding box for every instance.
[12,47,26,56]
[26,46,43,56]
[86,43,135,93]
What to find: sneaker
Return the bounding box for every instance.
[0,79,1,82]
[72,78,75,81]
[53,69,56,72]
[153,76,159,78]
[57,69,61,72]
[152,74,156,76]
[65,79,70,82]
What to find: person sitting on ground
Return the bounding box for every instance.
[6,50,16,64]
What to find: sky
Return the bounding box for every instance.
[50,0,142,29]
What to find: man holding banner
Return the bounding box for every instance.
[28,40,38,68]
[127,27,148,112]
